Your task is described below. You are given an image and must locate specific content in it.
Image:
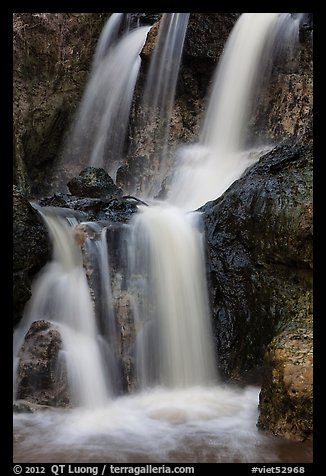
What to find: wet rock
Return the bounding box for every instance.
[202,143,312,440]
[202,144,312,380]
[115,291,137,393]
[250,14,313,146]
[39,192,139,223]
[258,325,313,441]
[13,399,54,413]
[16,320,70,407]
[67,166,123,198]
[141,18,161,60]
[13,186,51,326]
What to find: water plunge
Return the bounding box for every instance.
[127,204,217,389]
[13,12,310,463]
[135,13,190,198]
[13,210,110,408]
[166,13,304,211]
[60,23,150,181]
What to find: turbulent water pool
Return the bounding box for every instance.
[13,386,312,463]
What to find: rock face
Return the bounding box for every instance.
[13,186,51,326]
[251,13,313,147]
[16,320,70,407]
[202,143,312,439]
[258,326,313,441]
[13,13,107,196]
[202,144,312,379]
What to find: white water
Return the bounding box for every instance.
[84,224,122,395]
[138,13,190,198]
[127,204,216,389]
[62,25,150,180]
[166,13,299,211]
[92,13,124,68]
[13,210,110,408]
[13,385,312,463]
[13,13,308,464]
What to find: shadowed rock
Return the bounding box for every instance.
[67,166,123,198]
[16,320,70,407]
[13,186,51,326]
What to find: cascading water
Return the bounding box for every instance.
[92,13,124,68]
[167,13,304,211]
[13,209,110,408]
[59,22,150,181]
[134,13,190,198]
[13,13,311,464]
[127,204,216,389]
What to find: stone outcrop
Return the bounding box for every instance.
[13,186,51,325]
[258,325,313,441]
[202,144,312,380]
[16,320,70,407]
[202,143,312,439]
[38,190,139,223]
[67,166,123,198]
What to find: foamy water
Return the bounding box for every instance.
[13,385,312,463]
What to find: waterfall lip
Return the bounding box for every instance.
[30,204,88,221]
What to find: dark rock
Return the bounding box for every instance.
[202,143,312,440]
[202,144,312,380]
[115,291,137,393]
[13,186,51,326]
[184,13,241,63]
[299,13,313,43]
[67,166,123,198]
[39,192,139,224]
[16,320,70,407]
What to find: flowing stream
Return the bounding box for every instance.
[13,12,312,463]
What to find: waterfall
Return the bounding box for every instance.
[135,13,190,198]
[92,13,124,68]
[13,12,309,464]
[60,23,150,181]
[13,210,110,408]
[166,13,302,211]
[14,11,304,402]
[123,13,303,391]
[127,203,217,389]
[83,224,122,395]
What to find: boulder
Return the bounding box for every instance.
[16,320,70,407]
[202,143,312,440]
[67,166,122,198]
[202,144,312,380]
[258,324,313,441]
